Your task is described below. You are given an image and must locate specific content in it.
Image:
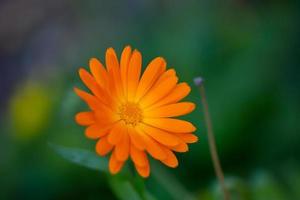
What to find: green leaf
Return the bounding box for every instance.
[50,143,197,200]
[108,175,143,200]
[49,143,156,200]
[152,162,196,200]
[144,191,157,200]
[49,142,108,172]
[250,170,287,200]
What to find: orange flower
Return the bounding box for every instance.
[74,46,198,178]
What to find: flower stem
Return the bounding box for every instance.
[194,77,230,200]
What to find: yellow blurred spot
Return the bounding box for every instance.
[9,81,53,141]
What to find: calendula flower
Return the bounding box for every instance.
[74,46,198,178]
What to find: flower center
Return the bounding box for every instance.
[118,102,143,126]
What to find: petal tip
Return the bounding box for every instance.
[140,172,150,178]
[189,123,197,132]
[133,49,141,56]
[124,45,132,50]
[78,68,85,75]
[106,47,116,56]
[73,87,80,94]
[190,102,196,112]
[193,135,199,142]
[74,113,80,124]
[89,57,98,64]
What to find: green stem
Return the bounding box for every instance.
[195,78,230,200]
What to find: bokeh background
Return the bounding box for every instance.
[0,0,299,199]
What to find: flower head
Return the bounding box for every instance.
[74,46,198,177]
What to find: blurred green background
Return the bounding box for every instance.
[0,0,299,199]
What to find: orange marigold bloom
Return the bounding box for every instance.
[74,46,198,178]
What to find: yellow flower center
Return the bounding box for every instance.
[118,102,143,126]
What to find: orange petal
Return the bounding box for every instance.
[158,59,167,74]
[128,126,146,150]
[120,46,132,97]
[173,133,198,143]
[112,67,124,101]
[115,129,130,161]
[109,151,125,174]
[94,108,119,128]
[95,136,113,156]
[130,145,148,167]
[144,102,195,118]
[78,68,107,101]
[155,68,176,86]
[135,57,166,101]
[134,162,150,178]
[140,76,178,108]
[171,142,188,152]
[105,48,119,74]
[160,148,178,168]
[75,111,95,126]
[139,123,180,147]
[105,48,124,101]
[143,118,196,133]
[85,124,109,139]
[89,58,108,88]
[127,50,142,101]
[136,126,167,160]
[108,121,125,145]
[74,87,102,110]
[149,83,191,109]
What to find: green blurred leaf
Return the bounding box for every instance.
[152,162,196,200]
[209,176,250,200]
[250,170,287,200]
[144,191,157,200]
[49,142,108,172]
[108,175,143,200]
[283,163,300,199]
[49,143,157,200]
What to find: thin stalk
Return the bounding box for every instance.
[194,77,230,200]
